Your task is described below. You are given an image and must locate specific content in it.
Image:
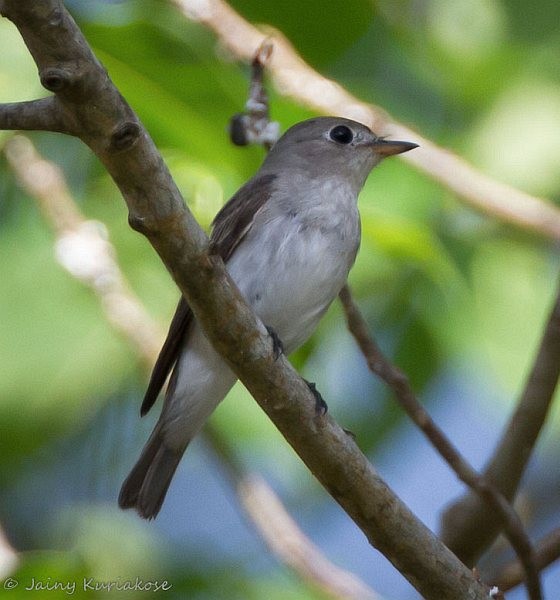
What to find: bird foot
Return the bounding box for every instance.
[343,428,356,440]
[306,380,328,416]
[266,325,284,360]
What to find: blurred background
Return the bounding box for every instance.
[1,0,559,598]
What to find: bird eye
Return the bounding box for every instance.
[329,125,354,145]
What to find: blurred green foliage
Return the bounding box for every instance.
[1,0,559,598]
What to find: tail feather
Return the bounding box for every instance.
[120,323,238,519]
[119,426,184,520]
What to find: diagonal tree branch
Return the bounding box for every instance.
[3,132,379,600]
[173,0,560,241]
[440,282,560,565]
[0,2,490,597]
[338,285,543,600]
[493,528,560,593]
[3,133,163,365]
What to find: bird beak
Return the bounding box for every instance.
[371,138,419,157]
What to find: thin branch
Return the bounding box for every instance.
[173,0,560,241]
[339,284,543,600]
[493,528,560,592]
[206,428,379,600]
[441,282,560,565]
[228,40,279,150]
[3,132,380,600]
[237,475,378,600]
[0,97,73,134]
[3,134,162,366]
[0,2,490,597]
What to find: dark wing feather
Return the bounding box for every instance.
[210,173,277,260]
[141,296,193,415]
[140,173,277,415]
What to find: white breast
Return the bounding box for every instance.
[226,177,360,354]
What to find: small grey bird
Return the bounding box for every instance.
[119,117,417,518]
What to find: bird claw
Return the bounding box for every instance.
[343,428,356,440]
[306,380,328,416]
[266,325,284,360]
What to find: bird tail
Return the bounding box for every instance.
[118,424,184,520]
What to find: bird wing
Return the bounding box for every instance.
[140,173,277,415]
[209,173,276,260]
[140,295,192,416]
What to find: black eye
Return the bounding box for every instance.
[329,125,354,145]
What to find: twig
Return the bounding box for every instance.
[441,282,560,565]
[339,284,543,600]
[493,528,560,592]
[173,0,560,241]
[228,40,279,150]
[3,133,379,600]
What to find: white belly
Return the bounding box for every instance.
[226,209,359,354]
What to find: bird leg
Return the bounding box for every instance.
[305,380,328,416]
[265,325,284,360]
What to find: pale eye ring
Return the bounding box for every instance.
[329,125,354,144]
